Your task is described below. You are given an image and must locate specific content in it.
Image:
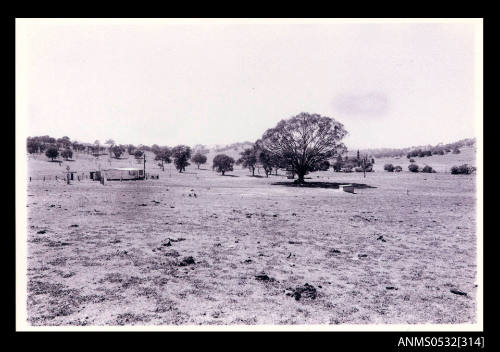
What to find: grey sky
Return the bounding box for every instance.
[17,19,482,149]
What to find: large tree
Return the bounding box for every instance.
[172,145,192,172]
[259,112,347,183]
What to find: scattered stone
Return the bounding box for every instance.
[450,289,467,296]
[329,249,341,254]
[287,252,292,259]
[163,240,172,247]
[377,235,387,242]
[170,206,175,208]
[37,230,46,234]
[69,224,79,228]
[286,283,317,301]
[138,203,147,206]
[169,237,186,242]
[288,241,302,245]
[244,259,252,263]
[179,256,195,266]
[273,214,278,217]
[386,286,398,290]
[255,273,275,282]
[292,213,297,216]
[358,254,368,258]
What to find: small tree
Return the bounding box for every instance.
[394,165,403,172]
[61,148,73,160]
[154,147,172,171]
[172,145,192,172]
[236,147,258,176]
[127,144,136,155]
[134,150,144,159]
[408,164,419,173]
[212,154,235,175]
[45,146,59,161]
[191,152,207,169]
[257,148,274,177]
[111,145,125,159]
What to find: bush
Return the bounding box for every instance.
[452,148,461,154]
[354,167,363,172]
[342,167,353,173]
[421,165,436,173]
[394,165,403,172]
[384,163,395,172]
[451,164,476,175]
[408,164,419,173]
[409,158,415,163]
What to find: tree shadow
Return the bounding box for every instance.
[271,181,377,189]
[247,175,264,178]
[221,174,239,177]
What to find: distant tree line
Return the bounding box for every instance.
[358,138,475,159]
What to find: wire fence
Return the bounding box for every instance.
[27,172,160,182]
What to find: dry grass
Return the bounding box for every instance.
[25,148,477,325]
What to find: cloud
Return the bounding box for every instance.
[333,91,389,117]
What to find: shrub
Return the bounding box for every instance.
[134,150,144,158]
[451,164,476,175]
[394,165,403,172]
[452,148,461,154]
[342,166,353,173]
[384,164,395,172]
[421,165,436,173]
[354,167,363,172]
[408,164,419,173]
[409,158,415,163]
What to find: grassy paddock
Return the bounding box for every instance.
[26,148,477,325]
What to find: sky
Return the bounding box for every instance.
[16,19,482,149]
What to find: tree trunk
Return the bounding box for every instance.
[296,170,305,184]
[222,171,225,175]
[252,167,255,176]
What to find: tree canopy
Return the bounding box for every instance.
[258,112,347,183]
[212,154,235,175]
[172,145,192,172]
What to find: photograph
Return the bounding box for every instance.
[15,18,483,332]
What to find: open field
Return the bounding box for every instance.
[25,149,477,325]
